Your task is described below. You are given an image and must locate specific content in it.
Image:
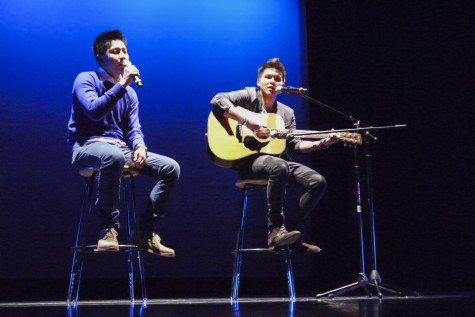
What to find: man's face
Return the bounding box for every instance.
[257,68,284,97]
[97,39,129,77]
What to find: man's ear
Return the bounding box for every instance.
[257,77,260,86]
[96,54,104,66]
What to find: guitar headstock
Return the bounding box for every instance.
[339,132,362,145]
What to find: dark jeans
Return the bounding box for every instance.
[238,155,327,231]
[72,141,180,232]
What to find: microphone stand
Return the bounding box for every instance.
[293,92,419,298]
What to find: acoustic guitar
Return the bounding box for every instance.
[207,110,361,168]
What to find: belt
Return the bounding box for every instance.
[88,138,126,145]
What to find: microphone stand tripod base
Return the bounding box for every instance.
[368,269,421,297]
[316,273,372,299]
[315,270,421,299]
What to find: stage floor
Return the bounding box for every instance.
[0,293,473,316]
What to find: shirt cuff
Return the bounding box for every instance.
[135,144,147,151]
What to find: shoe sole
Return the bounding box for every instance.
[309,248,322,253]
[146,249,175,257]
[131,238,175,258]
[271,232,301,247]
[297,248,322,254]
[305,247,322,254]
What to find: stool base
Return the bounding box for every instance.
[231,182,295,301]
[67,171,147,305]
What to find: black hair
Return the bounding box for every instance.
[92,29,126,64]
[258,58,286,81]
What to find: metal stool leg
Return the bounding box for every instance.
[125,173,147,303]
[231,188,249,301]
[283,248,296,300]
[136,250,147,302]
[67,175,95,305]
[122,176,136,302]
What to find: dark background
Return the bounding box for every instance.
[304,0,474,294]
[0,0,473,301]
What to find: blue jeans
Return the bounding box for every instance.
[72,141,180,231]
[238,155,327,231]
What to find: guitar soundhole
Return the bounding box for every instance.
[243,136,269,152]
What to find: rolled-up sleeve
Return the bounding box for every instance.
[210,89,252,114]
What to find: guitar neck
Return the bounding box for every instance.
[271,129,362,144]
[272,129,330,140]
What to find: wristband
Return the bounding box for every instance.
[240,117,248,125]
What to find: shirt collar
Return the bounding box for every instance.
[257,88,277,113]
[97,67,117,84]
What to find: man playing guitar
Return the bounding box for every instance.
[210,58,339,253]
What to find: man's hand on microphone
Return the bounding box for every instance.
[120,63,140,87]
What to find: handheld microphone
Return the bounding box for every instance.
[122,60,143,88]
[276,86,307,94]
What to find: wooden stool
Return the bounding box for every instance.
[231,179,295,301]
[67,165,147,305]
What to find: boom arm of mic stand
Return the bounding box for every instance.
[297,93,407,135]
[298,93,360,125]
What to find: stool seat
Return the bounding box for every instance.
[235,179,268,189]
[79,165,140,178]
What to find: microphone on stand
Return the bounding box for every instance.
[122,60,143,88]
[276,85,307,94]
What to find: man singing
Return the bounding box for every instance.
[67,29,179,257]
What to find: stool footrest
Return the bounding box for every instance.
[236,248,292,255]
[72,245,140,252]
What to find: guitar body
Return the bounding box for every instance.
[207,111,286,168]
